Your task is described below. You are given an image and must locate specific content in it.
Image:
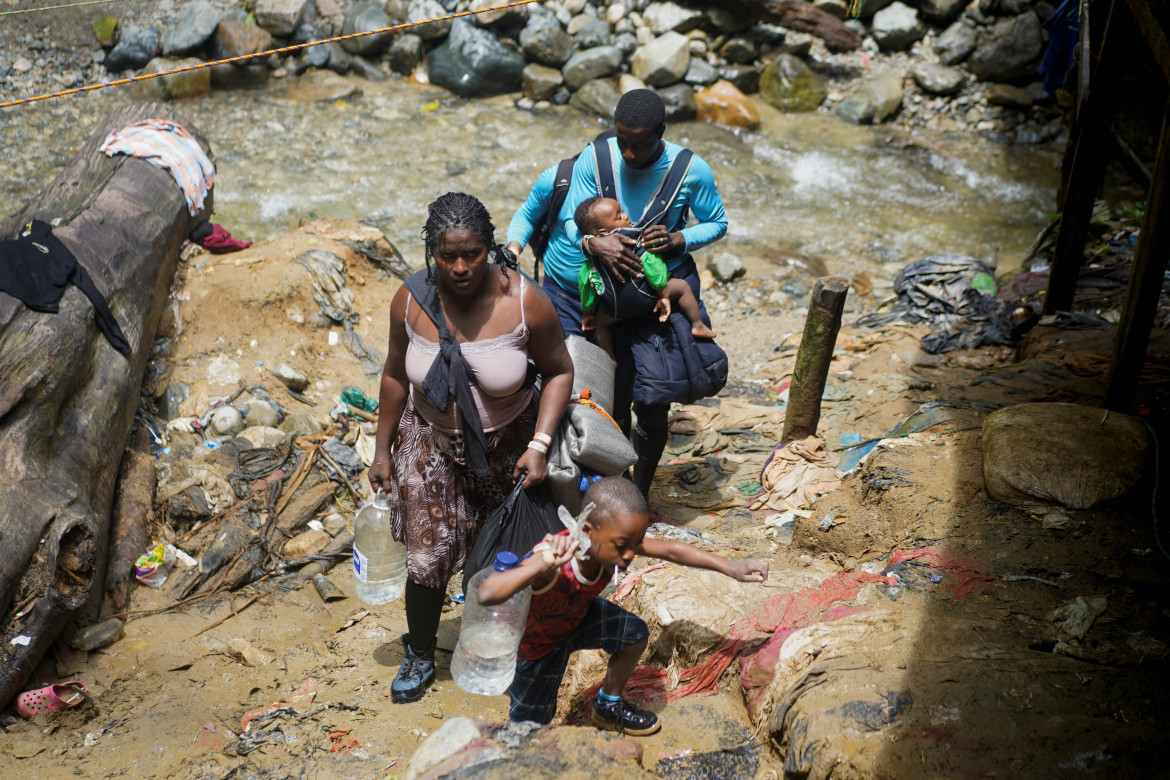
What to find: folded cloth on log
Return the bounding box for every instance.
[100,119,215,216]
[0,219,131,356]
[749,436,840,512]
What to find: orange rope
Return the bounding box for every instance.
[574,389,623,432]
[0,0,542,109]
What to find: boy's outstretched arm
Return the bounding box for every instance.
[637,538,769,583]
[477,534,579,606]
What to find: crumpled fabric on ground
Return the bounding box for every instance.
[158,465,235,514]
[750,436,841,512]
[100,119,215,216]
[888,546,995,599]
[856,254,1012,354]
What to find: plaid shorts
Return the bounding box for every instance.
[509,597,648,724]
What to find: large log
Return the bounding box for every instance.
[0,103,211,709]
[725,0,863,52]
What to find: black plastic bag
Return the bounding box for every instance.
[462,475,562,595]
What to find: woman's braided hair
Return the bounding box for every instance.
[421,192,514,278]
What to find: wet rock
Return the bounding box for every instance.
[161,0,219,56]
[836,73,903,123]
[406,717,482,780]
[614,31,638,57]
[389,33,423,74]
[409,0,452,40]
[707,7,753,33]
[256,0,306,37]
[340,2,393,55]
[695,80,759,129]
[293,40,331,74]
[570,78,621,119]
[708,252,746,283]
[239,426,288,448]
[228,637,276,667]
[132,57,211,100]
[720,36,757,65]
[271,362,309,392]
[351,54,388,81]
[563,45,623,89]
[986,82,1033,109]
[157,381,191,422]
[935,19,977,65]
[911,62,963,95]
[105,25,160,72]
[522,62,563,100]
[814,0,849,19]
[619,72,647,93]
[243,399,280,428]
[292,22,324,46]
[470,0,529,27]
[606,3,628,26]
[209,406,246,437]
[322,512,348,537]
[758,54,827,112]
[685,57,718,86]
[284,528,330,558]
[920,0,967,24]
[281,411,323,436]
[643,1,705,34]
[966,12,1043,82]
[326,42,351,74]
[872,2,925,52]
[210,61,271,88]
[521,18,574,67]
[207,20,274,60]
[428,19,525,98]
[857,0,894,19]
[657,82,697,121]
[575,18,613,49]
[631,31,690,87]
[719,63,759,94]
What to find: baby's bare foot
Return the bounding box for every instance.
[691,323,716,339]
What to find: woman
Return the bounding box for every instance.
[368,192,574,704]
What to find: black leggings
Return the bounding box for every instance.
[404,579,446,656]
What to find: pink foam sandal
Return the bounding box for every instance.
[16,681,89,718]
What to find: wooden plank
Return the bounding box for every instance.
[1105,98,1170,410]
[1123,0,1170,84]
[1044,0,1123,314]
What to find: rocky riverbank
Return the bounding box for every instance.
[1,0,1069,146]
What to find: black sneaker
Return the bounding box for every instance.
[590,696,661,736]
[391,635,435,704]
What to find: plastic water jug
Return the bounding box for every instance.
[352,490,407,604]
[451,551,531,695]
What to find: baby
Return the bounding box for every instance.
[574,196,716,359]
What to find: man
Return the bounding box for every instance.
[508,89,728,495]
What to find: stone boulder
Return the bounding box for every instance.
[872,2,925,52]
[427,19,525,97]
[520,17,574,67]
[720,64,760,94]
[857,0,894,19]
[340,2,393,55]
[720,36,758,64]
[570,78,621,119]
[575,18,613,48]
[389,33,423,74]
[695,80,759,129]
[563,46,623,89]
[161,0,219,56]
[911,62,964,95]
[522,62,563,100]
[814,0,849,19]
[986,82,1032,109]
[758,54,827,112]
[934,19,977,65]
[836,73,903,123]
[256,0,305,37]
[685,57,718,86]
[966,12,1043,82]
[207,20,274,61]
[643,1,705,34]
[210,62,271,88]
[708,252,746,283]
[631,32,690,87]
[408,0,451,40]
[132,56,211,100]
[470,0,528,27]
[657,82,696,121]
[106,25,160,72]
[706,7,753,33]
[920,0,967,24]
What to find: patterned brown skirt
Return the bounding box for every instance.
[389,398,537,589]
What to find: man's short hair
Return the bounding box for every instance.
[584,477,649,524]
[614,89,665,131]
[574,196,606,236]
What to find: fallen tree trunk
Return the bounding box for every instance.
[100,428,155,619]
[725,0,863,51]
[0,102,211,709]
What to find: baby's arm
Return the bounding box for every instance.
[477,534,578,605]
[637,538,769,582]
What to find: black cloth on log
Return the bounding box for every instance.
[0,220,132,356]
[402,269,490,475]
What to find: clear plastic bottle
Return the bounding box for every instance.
[451,551,531,696]
[352,490,407,604]
[70,618,124,651]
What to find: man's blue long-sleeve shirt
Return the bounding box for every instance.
[507,138,727,293]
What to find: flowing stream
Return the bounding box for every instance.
[0,76,1060,283]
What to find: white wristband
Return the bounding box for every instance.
[533,431,553,446]
[527,440,549,455]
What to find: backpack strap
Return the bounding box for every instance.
[402,270,491,475]
[591,137,618,201]
[633,148,694,230]
[533,154,579,281]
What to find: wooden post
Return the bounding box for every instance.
[1105,98,1170,411]
[782,277,848,443]
[1043,0,1123,314]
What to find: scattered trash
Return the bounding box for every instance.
[227,637,277,667]
[16,681,90,719]
[312,573,347,603]
[336,610,369,633]
[11,635,31,646]
[340,386,378,413]
[134,543,177,588]
[70,618,124,651]
[1050,596,1108,641]
[930,574,944,584]
[818,513,837,532]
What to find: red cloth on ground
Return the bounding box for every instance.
[201,223,252,254]
[889,546,996,598]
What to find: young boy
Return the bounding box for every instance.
[476,476,769,734]
[574,197,717,360]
